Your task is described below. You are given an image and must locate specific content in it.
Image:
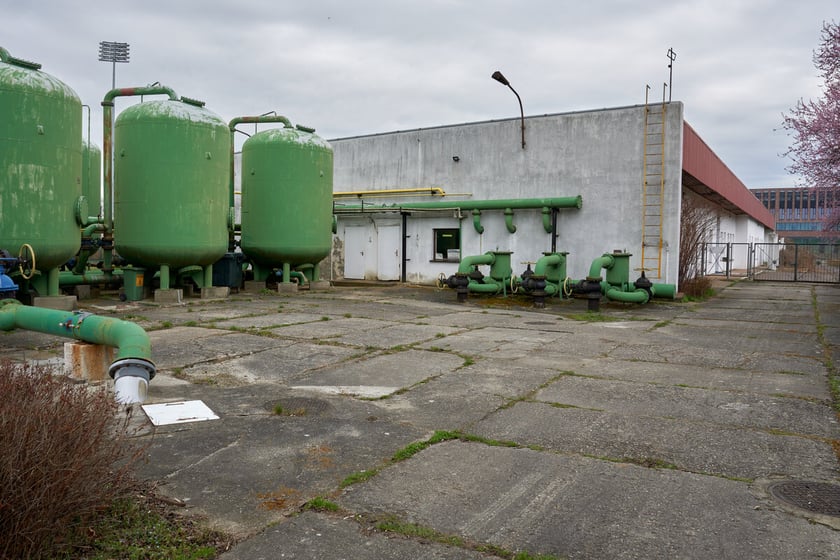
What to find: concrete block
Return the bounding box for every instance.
[243,280,266,293]
[33,295,77,311]
[310,280,331,291]
[74,285,92,300]
[201,286,230,300]
[277,282,298,294]
[154,289,183,305]
[64,341,114,383]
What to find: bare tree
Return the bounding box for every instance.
[679,194,718,286]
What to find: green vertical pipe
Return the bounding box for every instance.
[0,299,154,370]
[160,265,170,290]
[541,207,553,233]
[312,262,321,282]
[504,208,516,233]
[47,267,60,297]
[282,262,291,284]
[472,209,484,234]
[204,264,213,288]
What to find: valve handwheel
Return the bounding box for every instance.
[18,243,35,280]
[436,272,447,289]
[562,276,573,297]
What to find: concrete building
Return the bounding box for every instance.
[324,102,775,289]
[751,186,835,243]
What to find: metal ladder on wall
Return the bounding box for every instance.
[641,86,666,279]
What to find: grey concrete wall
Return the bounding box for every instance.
[330,104,685,286]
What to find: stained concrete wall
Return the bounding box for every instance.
[330,104,685,286]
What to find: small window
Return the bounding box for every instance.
[434,228,460,261]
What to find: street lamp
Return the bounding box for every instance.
[98,41,130,89]
[491,70,525,149]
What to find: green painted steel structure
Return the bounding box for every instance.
[114,98,230,269]
[0,47,82,271]
[240,124,333,275]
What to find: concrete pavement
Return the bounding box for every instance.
[3,280,839,558]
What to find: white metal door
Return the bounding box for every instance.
[377,224,401,281]
[344,226,367,279]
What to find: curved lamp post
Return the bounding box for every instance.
[491,70,525,150]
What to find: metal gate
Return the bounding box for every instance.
[701,242,840,283]
[752,243,840,283]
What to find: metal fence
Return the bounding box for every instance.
[700,243,840,283]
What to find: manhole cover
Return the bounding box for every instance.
[768,481,840,517]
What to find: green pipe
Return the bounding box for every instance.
[651,283,677,299]
[534,252,565,278]
[588,254,615,279]
[605,287,649,304]
[504,208,516,233]
[472,209,484,234]
[47,267,60,297]
[541,207,553,233]
[335,196,582,212]
[228,115,293,218]
[290,270,307,284]
[0,299,155,403]
[59,270,122,287]
[160,265,170,290]
[468,281,503,294]
[457,252,495,274]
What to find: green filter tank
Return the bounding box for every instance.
[0,48,82,269]
[240,125,333,268]
[114,98,229,269]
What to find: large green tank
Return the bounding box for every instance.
[82,140,102,217]
[240,126,333,268]
[0,48,82,270]
[114,98,229,269]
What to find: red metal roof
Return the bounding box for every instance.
[682,122,775,230]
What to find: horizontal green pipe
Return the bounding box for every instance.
[468,281,503,294]
[605,287,649,304]
[0,300,153,366]
[335,195,582,212]
[651,283,677,299]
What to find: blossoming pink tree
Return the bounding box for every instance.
[783,21,840,235]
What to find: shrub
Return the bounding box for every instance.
[0,360,142,559]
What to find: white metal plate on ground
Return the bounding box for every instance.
[141,400,219,426]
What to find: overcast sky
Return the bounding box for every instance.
[3,1,835,188]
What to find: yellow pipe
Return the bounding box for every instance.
[333,187,446,198]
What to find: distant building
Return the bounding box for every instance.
[750,187,834,243]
